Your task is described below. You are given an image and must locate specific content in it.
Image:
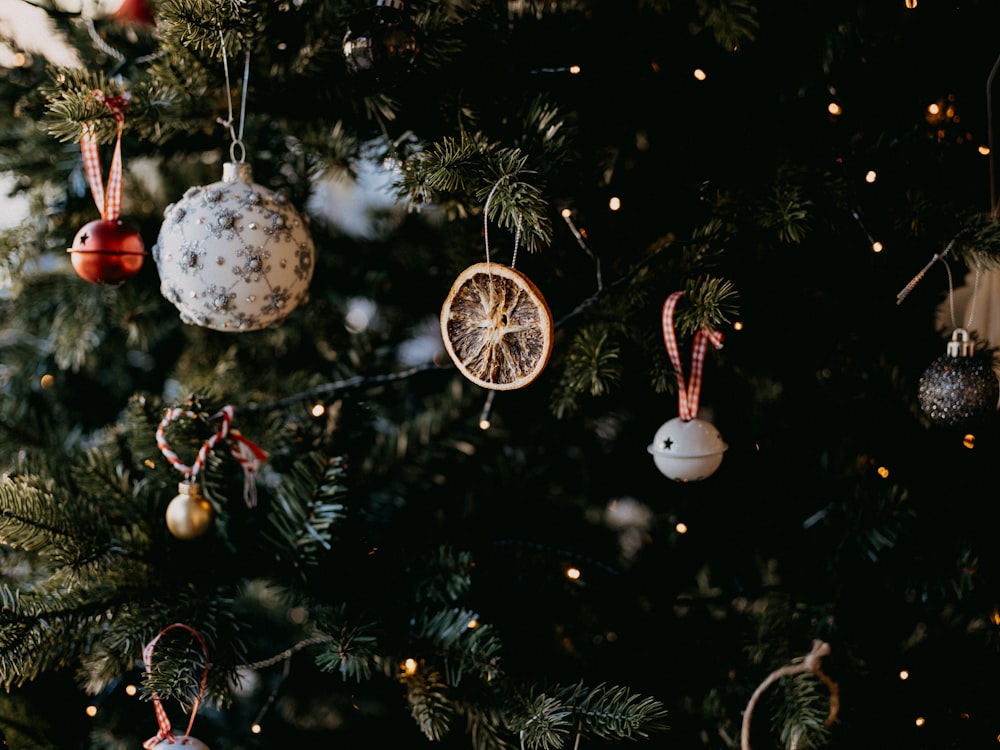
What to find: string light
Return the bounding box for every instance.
[311,403,326,417]
[876,466,889,478]
[865,170,877,183]
[608,196,621,211]
[479,390,496,430]
[899,670,910,680]
[733,321,744,331]
[905,0,917,8]
[467,618,479,629]
[565,566,582,580]
[980,145,991,156]
[915,716,926,727]
[675,522,689,534]
[85,705,98,718]
[125,684,138,696]
[403,658,418,675]
[693,68,707,81]
[251,723,263,734]
[963,433,976,449]
[828,102,842,116]
[872,241,884,253]
[569,64,581,75]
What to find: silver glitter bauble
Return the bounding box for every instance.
[153,162,315,332]
[646,416,728,482]
[147,737,210,749]
[918,328,999,427]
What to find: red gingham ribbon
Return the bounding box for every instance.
[661,291,724,421]
[80,91,129,221]
[142,623,209,749]
[156,405,267,508]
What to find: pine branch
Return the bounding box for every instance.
[312,606,380,683]
[262,452,348,573]
[397,131,553,254]
[696,0,760,51]
[508,682,670,748]
[414,545,476,606]
[402,665,455,741]
[416,608,503,686]
[156,0,263,60]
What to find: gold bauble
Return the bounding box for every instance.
[165,482,214,540]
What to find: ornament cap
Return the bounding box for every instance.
[946,327,974,358]
[222,161,253,184]
[178,481,202,498]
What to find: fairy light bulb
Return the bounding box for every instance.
[569,64,581,74]
[693,68,707,81]
[311,403,326,417]
[125,684,137,696]
[872,241,884,253]
[85,705,98,718]
[565,566,581,580]
[403,658,418,675]
[251,723,263,734]
[905,0,917,8]
[675,522,689,534]
[963,433,976,449]
[899,669,910,680]
[828,102,842,116]
[865,170,877,183]
[608,196,621,211]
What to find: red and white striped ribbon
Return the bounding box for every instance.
[155,405,267,508]
[661,291,724,421]
[142,623,209,749]
[80,91,129,221]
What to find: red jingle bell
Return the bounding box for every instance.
[67,218,146,285]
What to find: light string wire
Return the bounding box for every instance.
[897,48,1000,306]
[84,16,165,74]
[217,29,252,163]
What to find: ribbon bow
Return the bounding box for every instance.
[80,90,130,221]
[156,404,267,508]
[661,291,724,421]
[142,623,209,749]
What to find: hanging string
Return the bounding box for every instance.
[483,175,522,270]
[80,91,130,221]
[661,291,724,421]
[217,30,252,163]
[142,623,210,749]
[156,404,267,508]
[739,640,839,750]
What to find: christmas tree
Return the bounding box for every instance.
[3,0,1000,747]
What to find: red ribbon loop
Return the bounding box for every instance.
[80,90,129,221]
[661,291,724,421]
[142,623,209,749]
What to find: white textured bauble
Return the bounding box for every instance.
[646,417,728,482]
[147,737,210,749]
[153,162,315,331]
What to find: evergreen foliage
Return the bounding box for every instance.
[3,0,1000,748]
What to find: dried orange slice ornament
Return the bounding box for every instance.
[440,262,554,390]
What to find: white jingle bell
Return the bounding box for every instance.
[153,161,315,332]
[646,416,727,482]
[147,737,210,749]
